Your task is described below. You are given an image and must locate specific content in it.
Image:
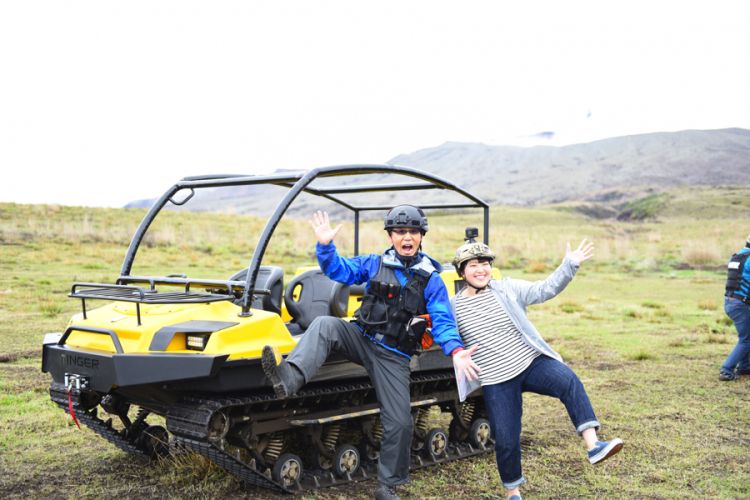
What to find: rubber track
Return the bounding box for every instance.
[176,437,291,493]
[166,370,491,493]
[51,372,488,493]
[54,401,149,458]
[167,371,455,440]
[167,379,376,439]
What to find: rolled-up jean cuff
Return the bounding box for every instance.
[576,420,601,436]
[503,475,527,490]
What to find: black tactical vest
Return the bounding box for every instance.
[354,258,429,355]
[725,251,750,299]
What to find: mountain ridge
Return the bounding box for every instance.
[386,128,750,206]
[125,128,750,216]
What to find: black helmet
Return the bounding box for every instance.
[384,205,429,233]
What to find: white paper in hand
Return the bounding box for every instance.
[454,363,482,402]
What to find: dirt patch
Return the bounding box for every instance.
[0,350,39,363]
[595,379,632,391]
[592,362,622,371]
[0,363,49,393]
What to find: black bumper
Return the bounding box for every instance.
[42,343,229,393]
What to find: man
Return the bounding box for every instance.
[720,234,750,381]
[262,205,479,500]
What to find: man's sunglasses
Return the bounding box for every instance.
[391,228,422,236]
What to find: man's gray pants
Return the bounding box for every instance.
[284,316,413,487]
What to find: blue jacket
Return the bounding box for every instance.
[734,247,750,298]
[316,242,463,357]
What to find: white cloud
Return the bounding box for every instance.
[1,0,749,206]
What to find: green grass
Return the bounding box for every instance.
[619,192,671,220]
[1,192,749,498]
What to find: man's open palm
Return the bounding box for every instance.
[310,211,342,245]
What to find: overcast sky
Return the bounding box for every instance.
[1,1,749,208]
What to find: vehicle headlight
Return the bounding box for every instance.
[186,334,210,351]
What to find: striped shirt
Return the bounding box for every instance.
[455,290,540,385]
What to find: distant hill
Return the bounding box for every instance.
[388,128,750,206]
[126,128,750,217]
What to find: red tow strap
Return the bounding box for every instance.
[68,388,81,429]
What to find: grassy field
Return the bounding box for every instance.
[1,191,749,499]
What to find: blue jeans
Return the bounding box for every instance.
[721,297,750,374]
[482,355,600,490]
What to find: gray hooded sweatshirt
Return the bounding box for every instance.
[450,257,580,362]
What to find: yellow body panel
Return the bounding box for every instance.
[62,266,501,360]
[279,305,292,323]
[65,300,298,360]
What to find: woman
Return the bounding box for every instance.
[450,238,623,500]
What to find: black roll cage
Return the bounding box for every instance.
[118,164,489,316]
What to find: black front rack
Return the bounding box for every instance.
[69,282,238,326]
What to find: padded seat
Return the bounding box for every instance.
[229,266,284,315]
[284,269,350,331]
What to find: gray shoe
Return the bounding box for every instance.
[261,345,289,398]
[374,483,400,500]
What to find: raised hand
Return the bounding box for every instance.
[566,238,594,266]
[310,210,343,245]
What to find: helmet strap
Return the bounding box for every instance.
[396,253,418,268]
[465,281,489,293]
[387,245,419,267]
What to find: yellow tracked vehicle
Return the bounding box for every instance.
[42,165,497,493]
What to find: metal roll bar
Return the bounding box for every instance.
[119,164,489,317]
